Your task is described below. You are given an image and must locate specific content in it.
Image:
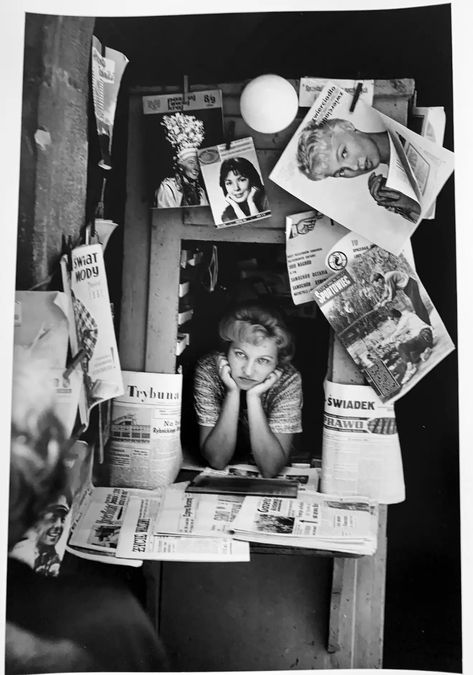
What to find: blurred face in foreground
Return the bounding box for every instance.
[227,338,278,391]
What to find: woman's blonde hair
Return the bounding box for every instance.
[218,302,294,365]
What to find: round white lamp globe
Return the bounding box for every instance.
[240,74,299,134]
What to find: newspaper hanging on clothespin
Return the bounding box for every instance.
[60,243,123,429]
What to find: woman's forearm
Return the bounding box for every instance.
[201,390,240,469]
[246,394,288,477]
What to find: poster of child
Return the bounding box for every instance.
[198,137,271,228]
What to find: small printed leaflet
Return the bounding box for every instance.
[299,77,374,107]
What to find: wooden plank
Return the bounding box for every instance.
[119,95,151,371]
[146,222,181,373]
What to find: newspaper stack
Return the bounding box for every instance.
[230,492,379,555]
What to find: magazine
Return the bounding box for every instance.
[285,209,415,307]
[198,137,271,228]
[230,491,379,555]
[311,241,455,403]
[106,370,183,489]
[142,89,224,208]
[321,380,405,504]
[200,465,320,492]
[270,82,454,255]
[60,244,124,427]
[116,495,250,562]
[91,36,129,169]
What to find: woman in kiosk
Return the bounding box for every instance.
[194,302,303,478]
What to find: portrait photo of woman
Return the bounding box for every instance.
[219,156,269,223]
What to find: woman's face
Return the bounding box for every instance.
[179,156,200,181]
[227,338,278,391]
[224,170,250,203]
[326,128,381,178]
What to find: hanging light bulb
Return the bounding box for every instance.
[240,74,299,134]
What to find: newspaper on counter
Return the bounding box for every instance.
[106,371,183,489]
[60,244,123,428]
[67,483,157,567]
[270,82,454,255]
[312,239,455,403]
[154,482,244,537]
[91,36,129,170]
[322,380,405,504]
[230,491,379,555]
[201,465,320,492]
[285,209,415,307]
[116,495,250,562]
[198,137,271,228]
[142,89,224,208]
[299,77,374,108]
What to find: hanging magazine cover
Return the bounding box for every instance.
[270,82,454,255]
[142,89,224,208]
[60,244,124,427]
[312,239,455,403]
[285,209,415,307]
[91,36,129,170]
[198,137,271,228]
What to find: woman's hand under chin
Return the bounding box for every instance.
[225,194,246,219]
[216,355,239,392]
[247,368,282,398]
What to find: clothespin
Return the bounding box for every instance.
[349,81,363,113]
[62,234,74,272]
[226,119,236,150]
[63,347,87,380]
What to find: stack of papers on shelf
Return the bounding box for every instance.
[230,492,379,555]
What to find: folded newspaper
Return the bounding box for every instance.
[230,492,379,555]
[270,82,454,255]
[68,480,249,563]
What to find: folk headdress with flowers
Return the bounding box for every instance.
[162,112,205,164]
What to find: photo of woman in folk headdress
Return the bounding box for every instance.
[154,112,208,208]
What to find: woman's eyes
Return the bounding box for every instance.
[257,358,271,366]
[234,351,245,359]
[341,146,348,159]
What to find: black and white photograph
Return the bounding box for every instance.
[2,2,468,674]
[142,89,224,209]
[199,136,271,228]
